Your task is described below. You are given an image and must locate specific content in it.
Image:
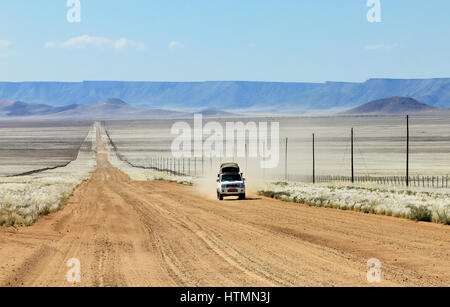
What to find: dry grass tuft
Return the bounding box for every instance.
[258,182,450,226]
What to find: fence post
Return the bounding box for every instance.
[285,137,288,182]
[406,115,410,187]
[312,133,315,184]
[351,128,354,183]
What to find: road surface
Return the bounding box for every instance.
[0,125,449,287]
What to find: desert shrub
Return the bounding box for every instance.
[258,190,290,199]
[273,182,289,187]
[312,196,328,207]
[433,208,450,225]
[407,205,432,222]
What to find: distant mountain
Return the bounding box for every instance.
[197,109,236,117]
[0,78,449,113]
[0,99,190,119]
[343,97,439,115]
[0,100,77,117]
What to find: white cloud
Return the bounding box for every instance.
[0,40,11,48]
[365,43,398,50]
[169,41,184,50]
[44,42,56,49]
[114,38,145,50]
[61,35,112,49]
[46,35,146,50]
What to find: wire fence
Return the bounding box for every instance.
[106,127,206,177]
[289,174,450,188]
[105,124,450,189]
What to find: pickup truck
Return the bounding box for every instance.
[216,163,246,200]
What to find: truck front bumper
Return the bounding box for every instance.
[221,188,245,195]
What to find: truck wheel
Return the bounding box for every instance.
[219,194,224,200]
[239,193,246,200]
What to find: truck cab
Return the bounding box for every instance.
[216,163,246,200]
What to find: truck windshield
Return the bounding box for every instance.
[221,174,242,182]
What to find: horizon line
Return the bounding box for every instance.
[0,77,449,84]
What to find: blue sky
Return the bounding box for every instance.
[0,0,449,82]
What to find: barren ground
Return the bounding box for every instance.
[0,121,91,176]
[0,125,448,287]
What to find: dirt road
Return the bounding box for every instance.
[0,125,449,287]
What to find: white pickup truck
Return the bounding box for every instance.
[216,163,246,200]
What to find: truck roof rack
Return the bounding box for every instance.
[220,163,240,174]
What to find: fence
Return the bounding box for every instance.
[140,157,206,177]
[105,124,450,189]
[105,127,206,177]
[290,174,450,189]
